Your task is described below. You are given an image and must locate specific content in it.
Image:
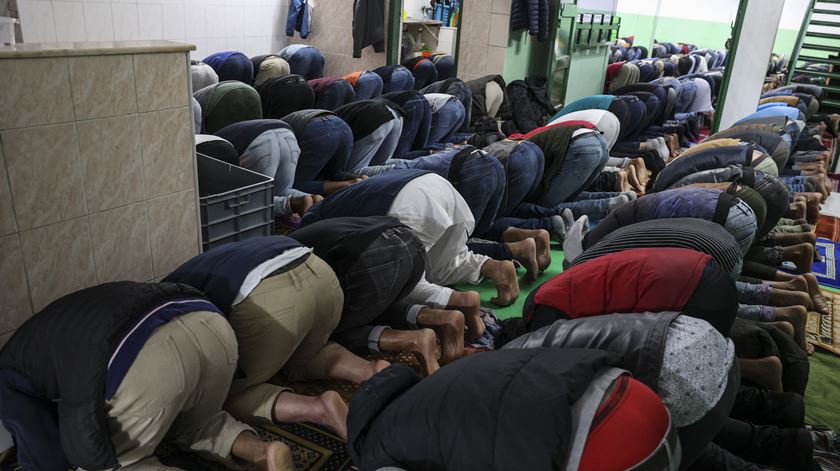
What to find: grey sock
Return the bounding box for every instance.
[607,195,630,212]
[621,191,638,201]
[550,215,566,242]
[563,215,590,262]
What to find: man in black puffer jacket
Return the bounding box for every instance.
[348,348,679,471]
[0,282,293,470]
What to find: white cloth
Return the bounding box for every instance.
[658,315,735,427]
[687,77,714,114]
[388,173,489,286]
[485,81,504,118]
[424,93,458,112]
[233,247,313,305]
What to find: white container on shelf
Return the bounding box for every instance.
[437,26,457,56]
[0,17,18,46]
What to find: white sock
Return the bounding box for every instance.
[608,194,630,212]
[563,215,590,262]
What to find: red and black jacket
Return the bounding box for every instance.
[523,247,737,335]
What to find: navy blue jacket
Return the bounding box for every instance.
[301,169,431,226]
[164,236,306,314]
[0,282,210,470]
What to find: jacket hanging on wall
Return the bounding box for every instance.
[510,0,549,41]
[286,0,313,39]
[353,0,386,58]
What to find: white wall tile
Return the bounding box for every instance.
[161,3,185,39]
[225,4,243,38]
[53,1,87,41]
[84,2,114,41]
[205,4,226,38]
[137,3,162,39]
[18,0,58,42]
[185,1,206,38]
[111,3,140,40]
[205,36,225,53]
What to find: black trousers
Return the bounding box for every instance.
[329,226,426,353]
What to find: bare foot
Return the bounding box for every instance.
[775,305,809,352]
[416,308,466,364]
[231,433,294,471]
[379,328,440,375]
[263,442,295,471]
[447,290,484,340]
[272,390,349,439]
[767,320,795,339]
[503,228,552,271]
[481,259,520,307]
[318,391,349,439]
[290,195,314,215]
[767,275,808,293]
[739,356,783,392]
[507,238,539,281]
[768,287,813,309]
[788,201,806,220]
[784,243,815,273]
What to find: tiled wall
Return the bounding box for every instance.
[457,0,510,81]
[283,0,389,77]
[0,50,200,347]
[16,0,290,60]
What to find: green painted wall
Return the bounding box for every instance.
[617,12,802,59]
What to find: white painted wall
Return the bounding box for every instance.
[616,0,739,22]
[717,0,785,130]
[17,0,291,60]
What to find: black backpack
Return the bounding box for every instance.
[506,76,556,134]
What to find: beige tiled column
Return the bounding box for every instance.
[0,41,200,346]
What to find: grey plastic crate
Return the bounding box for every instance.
[197,153,274,251]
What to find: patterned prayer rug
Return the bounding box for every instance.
[812,238,840,290]
[807,290,840,356]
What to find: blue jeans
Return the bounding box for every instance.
[282,45,324,80]
[724,200,758,256]
[346,112,403,171]
[313,80,355,110]
[499,141,544,216]
[353,72,383,100]
[390,93,431,159]
[360,148,505,235]
[385,67,415,93]
[293,115,354,195]
[536,132,610,207]
[428,99,466,144]
[516,199,613,221]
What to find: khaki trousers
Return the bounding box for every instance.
[103,311,252,470]
[225,255,343,425]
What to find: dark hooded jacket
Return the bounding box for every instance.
[347,348,621,471]
[335,99,403,140]
[256,74,316,119]
[510,0,550,41]
[0,282,211,470]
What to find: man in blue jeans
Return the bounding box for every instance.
[279,44,324,79]
[425,93,466,144]
[378,90,431,158]
[282,109,363,196]
[214,119,320,218]
[334,100,404,172]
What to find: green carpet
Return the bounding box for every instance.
[459,245,840,431]
[455,243,565,320]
